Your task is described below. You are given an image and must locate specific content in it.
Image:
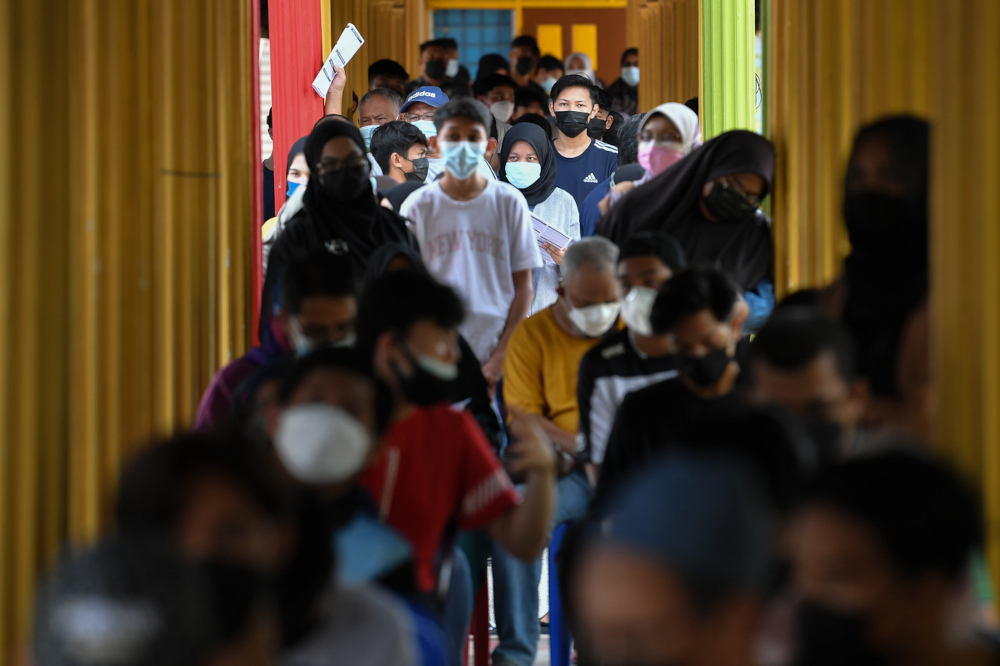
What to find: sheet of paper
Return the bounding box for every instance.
[531,213,573,252]
[312,23,365,98]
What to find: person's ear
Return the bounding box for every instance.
[428,135,438,152]
[373,331,410,386]
[391,152,405,171]
[730,298,750,339]
[486,137,498,155]
[549,100,556,117]
[605,115,614,130]
[588,106,599,122]
[478,95,488,105]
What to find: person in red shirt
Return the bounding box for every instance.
[356,269,558,663]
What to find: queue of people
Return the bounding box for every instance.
[26,32,996,666]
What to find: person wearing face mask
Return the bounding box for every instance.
[369,121,430,187]
[607,47,640,116]
[194,250,358,432]
[369,59,410,96]
[259,117,417,345]
[597,129,776,332]
[492,237,621,666]
[498,123,581,314]
[436,37,471,87]
[749,307,871,460]
[788,451,998,666]
[405,39,453,95]
[588,86,616,141]
[511,85,551,124]
[594,267,751,508]
[262,135,310,269]
[807,116,932,441]
[574,454,777,666]
[357,88,404,156]
[474,72,517,127]
[400,97,542,392]
[563,51,605,88]
[576,233,686,485]
[534,55,565,94]
[509,35,546,95]
[355,269,558,665]
[550,75,620,211]
[577,111,647,237]
[600,102,703,216]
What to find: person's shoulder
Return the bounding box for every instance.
[547,187,578,209]
[593,139,620,155]
[626,375,685,405]
[580,328,630,370]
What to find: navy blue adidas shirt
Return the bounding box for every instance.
[553,139,619,212]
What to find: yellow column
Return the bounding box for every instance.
[930,0,1000,588]
[626,0,699,111]
[0,0,255,655]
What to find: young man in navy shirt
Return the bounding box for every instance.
[549,74,619,210]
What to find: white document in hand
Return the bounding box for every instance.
[531,213,573,252]
[312,23,365,98]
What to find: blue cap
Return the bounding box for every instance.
[601,452,777,597]
[400,86,449,112]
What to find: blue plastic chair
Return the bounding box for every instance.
[548,522,572,666]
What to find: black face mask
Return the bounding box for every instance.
[680,346,732,387]
[391,348,456,406]
[319,164,369,202]
[795,601,891,666]
[587,116,607,140]
[404,156,429,182]
[554,110,591,138]
[843,191,923,253]
[702,180,759,221]
[515,56,536,75]
[425,58,448,80]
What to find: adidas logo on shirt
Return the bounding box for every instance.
[583,173,599,183]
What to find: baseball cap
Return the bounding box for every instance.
[400,86,449,112]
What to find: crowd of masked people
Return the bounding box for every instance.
[27,33,1000,666]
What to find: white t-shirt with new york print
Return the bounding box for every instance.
[401,179,543,365]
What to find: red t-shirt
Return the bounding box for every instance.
[359,405,520,593]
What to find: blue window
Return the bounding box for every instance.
[433,9,514,80]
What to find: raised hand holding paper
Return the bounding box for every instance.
[312,23,365,98]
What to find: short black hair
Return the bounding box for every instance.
[802,451,983,581]
[433,96,493,133]
[510,35,541,58]
[370,121,428,174]
[278,347,395,435]
[620,47,638,66]
[280,250,359,315]
[419,39,446,54]
[617,112,646,167]
[368,59,409,85]
[436,37,459,51]
[356,269,465,354]
[474,73,517,99]
[685,96,699,115]
[650,267,740,334]
[550,74,598,104]
[593,86,614,112]
[751,307,857,382]
[514,85,549,111]
[512,113,553,137]
[441,81,474,100]
[619,232,687,273]
[116,431,288,537]
[537,55,564,73]
[359,88,404,115]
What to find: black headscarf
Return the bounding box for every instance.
[596,130,775,291]
[258,118,417,338]
[498,123,558,208]
[841,116,929,396]
[363,242,425,288]
[285,136,308,176]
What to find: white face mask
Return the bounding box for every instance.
[565,297,621,338]
[620,286,658,336]
[620,66,640,87]
[446,58,460,78]
[275,404,371,485]
[490,100,514,124]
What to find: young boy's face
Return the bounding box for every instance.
[438,115,489,144]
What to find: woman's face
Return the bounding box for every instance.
[569,56,587,70]
[701,171,766,202]
[506,140,539,163]
[317,137,365,175]
[640,115,682,145]
[287,154,310,186]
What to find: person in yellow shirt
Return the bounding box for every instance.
[492,236,622,666]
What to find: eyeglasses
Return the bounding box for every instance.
[404,112,436,123]
[316,156,369,174]
[721,176,763,208]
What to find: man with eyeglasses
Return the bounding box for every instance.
[399,86,499,182]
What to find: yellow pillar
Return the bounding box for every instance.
[626,0,699,112]
[0,0,255,655]
[930,0,1000,587]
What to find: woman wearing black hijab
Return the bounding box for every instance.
[596,130,775,313]
[260,117,417,338]
[498,122,581,313]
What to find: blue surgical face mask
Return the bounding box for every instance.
[505,161,542,189]
[440,141,486,180]
[541,76,557,93]
[359,124,379,152]
[413,119,437,141]
[286,180,303,199]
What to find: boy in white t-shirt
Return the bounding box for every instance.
[401,98,542,393]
